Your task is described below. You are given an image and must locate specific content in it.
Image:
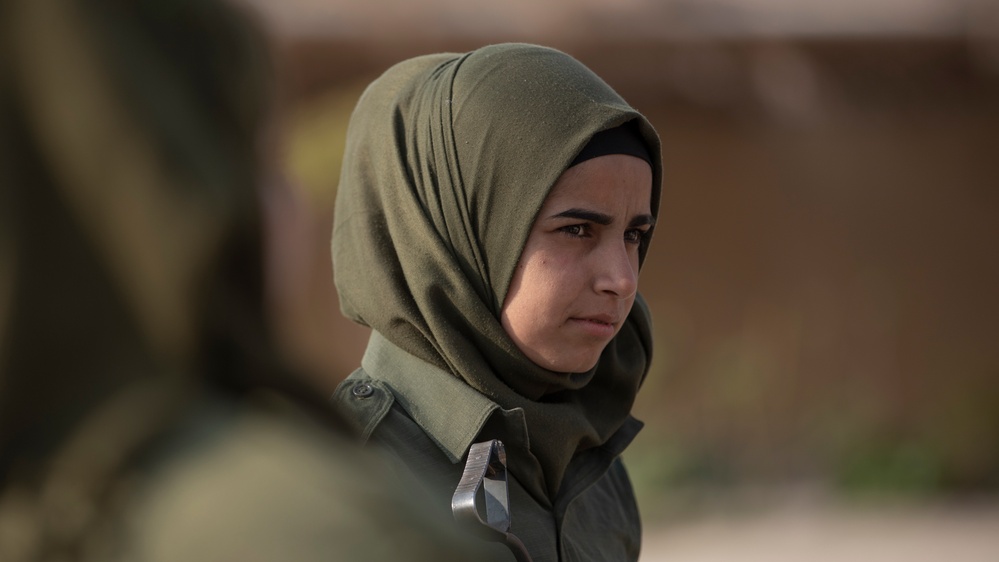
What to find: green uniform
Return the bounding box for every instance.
[334,332,644,562]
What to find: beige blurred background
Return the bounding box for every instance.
[245,1,999,559]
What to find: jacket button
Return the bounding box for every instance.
[351,382,374,398]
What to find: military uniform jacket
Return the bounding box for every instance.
[333,332,644,562]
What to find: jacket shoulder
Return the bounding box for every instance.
[330,369,395,443]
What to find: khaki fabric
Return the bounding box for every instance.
[112,384,476,562]
[0,379,478,562]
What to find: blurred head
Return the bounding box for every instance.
[0,0,274,471]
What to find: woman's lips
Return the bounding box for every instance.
[570,315,618,338]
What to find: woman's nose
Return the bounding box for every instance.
[593,243,638,298]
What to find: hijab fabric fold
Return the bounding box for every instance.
[332,43,662,497]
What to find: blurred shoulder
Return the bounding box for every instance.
[112,396,471,562]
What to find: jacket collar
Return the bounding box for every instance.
[361,331,529,463]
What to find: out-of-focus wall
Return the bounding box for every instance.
[251,0,999,516]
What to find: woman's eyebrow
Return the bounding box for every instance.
[551,208,612,225]
[630,214,656,228]
[551,209,657,228]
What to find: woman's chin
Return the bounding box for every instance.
[537,353,601,376]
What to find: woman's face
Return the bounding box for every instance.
[500,154,654,373]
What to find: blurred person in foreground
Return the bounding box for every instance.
[0,0,475,560]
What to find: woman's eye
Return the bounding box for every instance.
[624,229,646,244]
[560,224,588,238]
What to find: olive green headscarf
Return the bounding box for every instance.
[332,43,662,494]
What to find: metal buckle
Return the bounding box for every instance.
[452,440,533,562]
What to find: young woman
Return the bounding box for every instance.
[331,43,662,562]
